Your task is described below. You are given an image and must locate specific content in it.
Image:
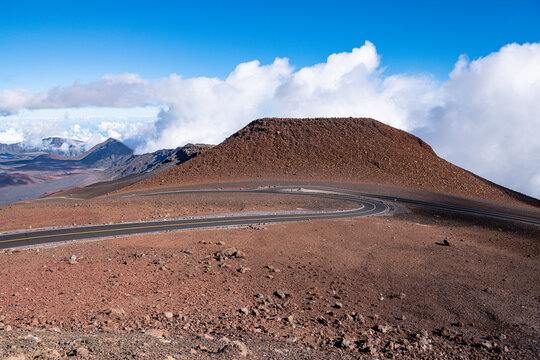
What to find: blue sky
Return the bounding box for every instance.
[1,0,539,90]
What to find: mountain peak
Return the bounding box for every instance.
[80,138,133,165]
[132,117,534,205]
[102,138,123,144]
[40,137,86,157]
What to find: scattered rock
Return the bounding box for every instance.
[196,345,209,352]
[214,248,245,261]
[105,308,126,316]
[353,313,365,324]
[76,347,89,356]
[375,324,388,333]
[23,334,40,342]
[237,266,250,273]
[69,255,77,265]
[481,340,493,349]
[436,239,452,246]
[239,307,249,315]
[163,312,174,319]
[317,316,329,326]
[5,354,25,360]
[227,340,248,357]
[265,265,281,273]
[145,329,167,338]
[333,301,343,309]
[335,336,353,349]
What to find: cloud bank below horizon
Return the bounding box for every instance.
[1,41,539,198]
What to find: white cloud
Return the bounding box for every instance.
[142,58,293,151]
[0,74,150,113]
[418,43,540,198]
[0,107,159,152]
[273,42,439,130]
[0,128,24,144]
[1,42,539,198]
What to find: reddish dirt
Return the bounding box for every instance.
[127,118,538,207]
[0,207,538,359]
[1,117,538,358]
[0,192,354,232]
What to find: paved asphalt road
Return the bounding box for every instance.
[297,186,540,227]
[0,188,386,250]
[1,186,538,250]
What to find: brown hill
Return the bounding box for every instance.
[130,118,537,206]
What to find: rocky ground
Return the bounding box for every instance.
[1,196,538,359]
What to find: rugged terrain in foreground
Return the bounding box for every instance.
[0,190,538,359]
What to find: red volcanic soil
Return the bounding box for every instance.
[129,118,537,206]
[0,208,538,359]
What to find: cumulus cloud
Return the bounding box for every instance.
[0,107,159,151]
[143,58,294,150]
[0,74,151,114]
[417,43,540,198]
[0,128,24,144]
[274,43,439,130]
[1,41,539,197]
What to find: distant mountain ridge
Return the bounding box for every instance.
[0,143,25,154]
[41,137,86,157]
[0,137,87,157]
[79,138,134,165]
[0,137,212,204]
[104,143,212,180]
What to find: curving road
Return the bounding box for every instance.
[1,186,538,250]
[0,188,387,250]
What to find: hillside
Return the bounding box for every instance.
[132,118,537,206]
[104,143,212,180]
[79,138,133,165]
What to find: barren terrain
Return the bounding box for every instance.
[0,202,538,359]
[0,191,356,233]
[1,118,538,359]
[129,118,538,207]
